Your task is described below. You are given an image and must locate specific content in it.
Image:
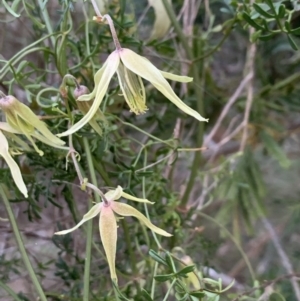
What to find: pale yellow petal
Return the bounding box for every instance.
[77,60,109,102]
[32,132,70,151]
[54,203,102,235]
[76,99,107,136]
[121,191,154,204]
[0,131,28,198]
[148,0,171,41]
[0,121,67,153]
[0,122,19,134]
[104,186,123,201]
[100,206,118,281]
[160,71,193,83]
[111,202,172,237]
[87,119,103,136]
[120,48,208,122]
[13,100,65,146]
[125,54,193,83]
[4,132,31,152]
[57,52,120,137]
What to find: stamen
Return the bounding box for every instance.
[117,63,148,114]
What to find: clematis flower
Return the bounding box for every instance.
[58,48,208,137]
[0,95,67,156]
[55,185,172,281]
[0,130,28,198]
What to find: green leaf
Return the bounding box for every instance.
[269,292,286,301]
[220,8,232,14]
[176,265,195,276]
[242,12,264,30]
[250,30,262,43]
[258,33,276,41]
[175,292,189,301]
[253,3,274,18]
[285,21,291,32]
[264,0,274,9]
[2,0,20,17]
[190,291,206,298]
[273,2,282,15]
[205,291,220,301]
[148,249,167,266]
[165,252,176,272]
[23,2,45,29]
[262,18,270,31]
[260,131,291,168]
[154,273,174,282]
[141,289,154,301]
[287,34,298,50]
[278,5,286,18]
[112,281,131,301]
[135,171,153,177]
[290,27,300,35]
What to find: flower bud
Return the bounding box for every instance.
[74,85,90,99]
[0,95,16,110]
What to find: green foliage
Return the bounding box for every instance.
[1,0,300,301]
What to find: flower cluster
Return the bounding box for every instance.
[0,10,209,284]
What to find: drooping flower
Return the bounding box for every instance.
[54,185,172,281]
[0,95,67,155]
[58,47,208,137]
[0,130,28,198]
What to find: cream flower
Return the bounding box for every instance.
[0,95,68,155]
[55,185,172,281]
[0,130,28,198]
[58,48,208,137]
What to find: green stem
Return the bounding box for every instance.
[142,149,162,248]
[151,261,159,299]
[92,158,113,186]
[268,1,285,32]
[0,280,23,301]
[82,4,96,75]
[163,278,177,301]
[82,138,100,301]
[37,0,55,47]
[121,218,138,276]
[193,17,236,63]
[113,115,174,148]
[197,211,256,282]
[0,32,55,76]
[161,0,205,208]
[162,0,193,58]
[0,47,53,81]
[0,185,48,301]
[56,4,71,76]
